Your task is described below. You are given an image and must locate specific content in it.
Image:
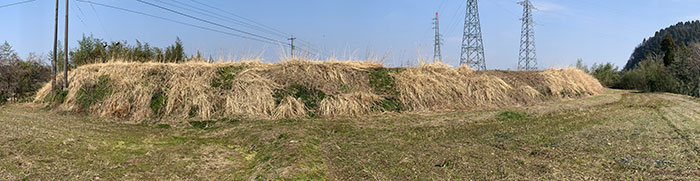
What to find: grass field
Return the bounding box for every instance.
[2,89,700,180]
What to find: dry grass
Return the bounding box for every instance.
[319,92,383,117]
[34,59,603,123]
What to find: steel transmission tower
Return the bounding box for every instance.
[433,12,442,62]
[460,0,486,70]
[518,0,537,70]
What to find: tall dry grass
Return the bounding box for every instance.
[34,59,603,123]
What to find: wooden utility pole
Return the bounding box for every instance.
[63,0,69,89]
[288,35,296,59]
[52,0,59,98]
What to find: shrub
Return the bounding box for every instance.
[273,83,326,109]
[1,42,50,103]
[369,67,404,112]
[150,90,168,116]
[618,57,679,92]
[76,75,112,111]
[0,92,7,105]
[69,35,190,65]
[211,65,246,89]
[369,67,403,96]
[43,89,68,105]
[589,63,621,88]
[619,68,647,90]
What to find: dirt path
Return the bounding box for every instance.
[1,90,699,180]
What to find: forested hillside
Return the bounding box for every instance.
[625,21,700,70]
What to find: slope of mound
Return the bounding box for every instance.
[34,60,603,123]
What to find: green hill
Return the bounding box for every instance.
[625,20,700,70]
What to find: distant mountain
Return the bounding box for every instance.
[624,20,700,70]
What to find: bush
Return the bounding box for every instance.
[619,68,647,90]
[211,65,246,90]
[589,62,621,88]
[69,35,189,66]
[369,67,405,112]
[76,75,112,111]
[273,83,326,109]
[668,44,700,96]
[1,42,50,103]
[150,91,168,116]
[0,92,7,105]
[618,57,679,92]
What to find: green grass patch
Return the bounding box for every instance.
[155,124,171,129]
[369,67,403,96]
[76,75,112,111]
[496,111,528,121]
[372,97,403,112]
[55,89,68,104]
[369,67,405,112]
[43,89,68,105]
[189,120,217,130]
[211,65,246,90]
[0,92,7,105]
[188,105,199,118]
[150,91,168,116]
[273,83,326,109]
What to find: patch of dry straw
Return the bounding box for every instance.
[34,60,603,123]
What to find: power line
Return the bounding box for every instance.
[76,0,280,45]
[71,0,87,28]
[0,0,35,9]
[445,0,466,36]
[182,0,333,57]
[183,0,331,58]
[81,0,328,59]
[189,0,290,38]
[162,0,288,39]
[487,0,519,18]
[179,1,328,58]
[436,0,448,14]
[86,1,109,39]
[155,0,328,58]
[137,0,288,46]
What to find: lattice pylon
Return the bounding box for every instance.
[433,12,443,63]
[459,0,486,70]
[518,0,537,70]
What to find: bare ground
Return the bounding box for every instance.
[1,89,699,180]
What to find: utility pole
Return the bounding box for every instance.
[460,0,486,70]
[433,12,442,63]
[64,0,69,88]
[518,0,537,71]
[288,35,296,59]
[52,0,58,98]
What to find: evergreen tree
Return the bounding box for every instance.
[661,34,677,66]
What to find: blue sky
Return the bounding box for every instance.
[2,0,699,69]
